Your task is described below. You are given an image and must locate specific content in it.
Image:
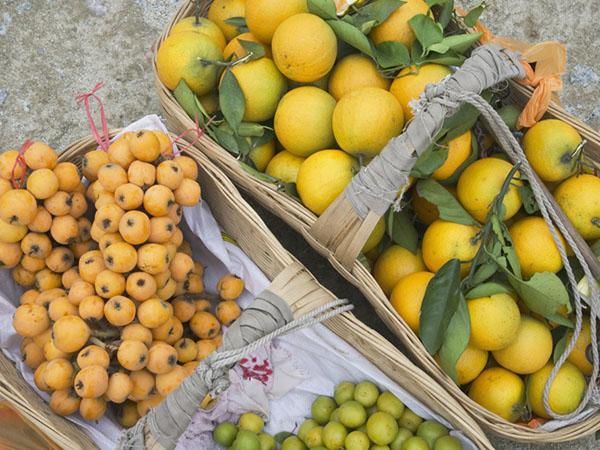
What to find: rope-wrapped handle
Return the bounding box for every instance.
[117,292,352,450]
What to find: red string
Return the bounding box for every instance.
[73,82,111,152]
[11,140,34,189]
[162,114,216,158]
[144,41,158,61]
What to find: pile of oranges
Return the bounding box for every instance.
[1,130,245,425]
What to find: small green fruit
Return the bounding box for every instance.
[232,429,260,450]
[258,432,277,450]
[416,420,449,448]
[377,392,405,419]
[311,396,337,424]
[298,419,319,442]
[389,427,413,450]
[239,412,265,434]
[434,435,463,450]
[398,409,423,434]
[366,411,399,445]
[281,435,308,450]
[213,421,238,447]
[305,426,324,448]
[322,421,347,449]
[354,381,379,408]
[401,436,429,450]
[334,382,355,406]
[344,430,370,450]
[339,400,367,428]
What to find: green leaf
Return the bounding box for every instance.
[359,19,378,34]
[219,69,245,134]
[439,0,454,28]
[410,145,447,178]
[307,0,338,20]
[516,183,539,214]
[464,3,486,28]
[591,240,600,257]
[439,103,482,141]
[352,0,405,30]
[238,122,265,137]
[375,41,411,69]
[224,16,247,26]
[553,328,569,364]
[327,19,375,57]
[470,259,499,285]
[425,0,448,6]
[417,179,480,226]
[213,128,240,155]
[280,182,302,203]
[408,14,443,54]
[422,49,466,67]
[233,134,251,155]
[420,259,462,354]
[438,293,470,383]
[387,210,419,254]
[251,128,274,148]
[465,282,512,299]
[275,432,295,444]
[238,161,279,183]
[436,33,484,54]
[173,79,204,120]
[238,40,266,60]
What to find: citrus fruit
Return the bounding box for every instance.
[565,317,593,376]
[553,174,600,240]
[362,217,385,253]
[328,54,391,101]
[274,87,337,157]
[156,31,224,96]
[226,57,287,122]
[434,343,488,385]
[431,131,472,181]
[207,0,246,42]
[377,391,405,419]
[312,396,337,424]
[457,158,523,223]
[272,13,337,83]
[197,90,220,114]
[389,271,435,334]
[373,245,426,296]
[527,362,586,419]
[214,421,238,446]
[467,293,520,351]
[223,32,272,60]
[339,401,368,428]
[245,0,308,44]
[421,219,480,277]
[248,138,275,172]
[368,0,429,48]
[389,64,453,121]
[367,411,399,445]
[170,17,227,51]
[522,119,582,182]
[468,367,526,422]
[332,87,404,158]
[508,216,566,279]
[416,421,448,449]
[265,151,305,183]
[492,315,553,374]
[287,74,331,91]
[239,412,264,433]
[296,150,358,216]
[411,184,457,225]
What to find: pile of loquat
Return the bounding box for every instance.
[1,130,245,425]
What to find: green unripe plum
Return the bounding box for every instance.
[322,421,347,449]
[377,392,405,419]
[281,436,308,450]
[416,421,449,448]
[339,400,367,428]
[434,435,463,450]
[311,448,327,450]
[258,433,277,450]
[329,408,341,423]
[305,426,324,448]
[344,430,370,450]
[311,396,337,424]
[298,419,319,442]
[389,428,413,450]
[401,436,429,450]
[232,429,260,450]
[239,412,265,434]
[370,446,391,450]
[213,421,238,447]
[366,411,399,445]
[334,382,355,405]
[354,381,379,408]
[398,409,423,434]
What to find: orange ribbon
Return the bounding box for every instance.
[455,8,566,129]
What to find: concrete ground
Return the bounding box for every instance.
[0,1,599,449]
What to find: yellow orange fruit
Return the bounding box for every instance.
[553,174,600,240]
[362,217,386,254]
[373,245,426,296]
[565,317,593,376]
[248,138,276,172]
[369,0,430,49]
[264,151,305,184]
[223,32,272,60]
[411,184,457,226]
[245,0,308,44]
[389,271,435,334]
[327,54,391,101]
[207,0,246,42]
[170,17,227,51]
[435,343,488,385]
[432,131,472,181]
[467,293,520,351]
[468,367,526,422]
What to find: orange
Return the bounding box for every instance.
[207,0,246,42]
[467,293,520,351]
[372,245,426,296]
[245,0,308,44]
[435,343,488,385]
[156,31,224,96]
[457,158,523,223]
[327,54,391,101]
[553,174,600,240]
[565,317,593,376]
[223,32,272,60]
[265,151,306,184]
[170,17,226,51]
[362,217,386,254]
[248,138,276,172]
[468,367,526,422]
[432,131,472,181]
[369,0,430,49]
[421,219,480,277]
[389,271,435,334]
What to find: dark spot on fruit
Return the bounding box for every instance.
[166,224,173,231]
[81,349,90,358]
[62,252,73,262]
[119,194,125,202]
[85,258,94,264]
[137,279,145,286]
[136,131,144,138]
[139,354,146,363]
[171,165,178,172]
[167,326,174,337]
[168,354,176,366]
[105,164,116,169]
[66,237,76,244]
[159,300,168,309]
[183,280,190,291]
[75,381,84,390]
[127,219,134,227]
[107,256,114,265]
[165,255,170,264]
[208,328,216,337]
[167,200,175,207]
[113,301,121,310]
[175,207,181,217]
[102,219,111,229]
[10,215,19,224]
[66,196,73,207]
[101,285,109,293]
[82,227,90,235]
[30,245,40,255]
[178,340,187,349]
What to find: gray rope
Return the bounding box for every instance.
[444,89,600,421]
[117,298,353,449]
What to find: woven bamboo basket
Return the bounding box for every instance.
[153,1,600,442]
[0,129,492,449]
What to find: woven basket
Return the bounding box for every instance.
[153,1,600,442]
[0,130,492,449]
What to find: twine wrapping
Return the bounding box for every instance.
[10,140,34,189]
[73,82,111,153]
[117,292,352,450]
[344,42,525,220]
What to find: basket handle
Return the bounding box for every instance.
[117,263,352,450]
[310,42,526,270]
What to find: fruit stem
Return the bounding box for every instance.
[570,139,586,160]
[592,217,600,229]
[199,53,252,67]
[195,0,200,25]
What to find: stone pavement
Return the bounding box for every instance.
[0,1,599,449]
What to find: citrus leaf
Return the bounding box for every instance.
[465,282,512,299]
[428,42,450,54]
[464,3,486,28]
[408,14,443,54]
[425,0,448,5]
[417,179,479,226]
[219,69,245,134]
[220,121,265,138]
[173,79,204,120]
[439,101,484,142]
[386,209,419,254]
[410,145,447,178]
[359,19,378,34]
[238,39,266,60]
[553,328,569,364]
[224,16,247,26]
[358,253,371,270]
[238,160,279,183]
[437,33,484,54]
[307,0,338,20]
[422,49,466,66]
[470,259,499,284]
[420,258,462,354]
[213,128,240,155]
[251,128,274,148]
[438,292,470,383]
[375,41,410,69]
[439,0,454,28]
[326,19,375,57]
[279,182,302,203]
[233,134,251,155]
[516,183,540,214]
[591,240,600,257]
[352,0,405,30]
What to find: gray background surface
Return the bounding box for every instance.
[1,1,599,448]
